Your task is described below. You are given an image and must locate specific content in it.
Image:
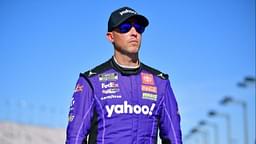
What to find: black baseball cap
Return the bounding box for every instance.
[108,6,149,32]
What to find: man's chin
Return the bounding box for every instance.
[116,46,140,55]
[127,49,139,55]
[128,46,140,53]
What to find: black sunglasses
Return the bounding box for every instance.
[118,23,145,34]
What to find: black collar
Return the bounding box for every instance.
[110,57,141,75]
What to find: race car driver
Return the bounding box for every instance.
[66,6,183,144]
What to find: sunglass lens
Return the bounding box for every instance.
[118,23,145,33]
[134,23,145,33]
[119,23,132,33]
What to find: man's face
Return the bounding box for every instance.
[107,18,144,55]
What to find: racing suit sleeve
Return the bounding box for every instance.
[66,76,95,144]
[159,80,182,144]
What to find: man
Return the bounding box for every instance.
[66,6,182,144]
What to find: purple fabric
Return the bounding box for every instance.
[66,67,182,144]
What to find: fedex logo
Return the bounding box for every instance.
[105,101,155,117]
[102,82,119,89]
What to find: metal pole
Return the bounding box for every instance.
[198,129,209,144]
[225,114,232,144]
[209,123,219,144]
[202,130,209,144]
[242,102,248,144]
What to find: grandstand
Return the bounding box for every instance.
[0,121,65,144]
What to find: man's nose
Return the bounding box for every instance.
[130,27,138,36]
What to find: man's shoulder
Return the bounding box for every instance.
[80,59,112,78]
[141,63,169,80]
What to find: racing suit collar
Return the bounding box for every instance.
[110,56,141,75]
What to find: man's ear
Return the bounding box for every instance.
[106,32,114,43]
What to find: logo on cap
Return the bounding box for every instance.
[119,9,137,16]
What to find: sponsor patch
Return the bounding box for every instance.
[99,73,118,82]
[102,82,119,89]
[101,95,122,100]
[142,93,157,101]
[68,114,75,122]
[102,88,120,94]
[141,73,154,85]
[74,84,83,93]
[141,85,157,93]
[69,97,75,110]
[105,101,155,117]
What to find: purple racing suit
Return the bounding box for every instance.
[66,57,182,144]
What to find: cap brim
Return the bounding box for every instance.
[133,15,149,27]
[111,14,149,31]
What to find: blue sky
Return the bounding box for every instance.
[0,0,255,143]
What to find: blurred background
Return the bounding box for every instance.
[0,0,255,144]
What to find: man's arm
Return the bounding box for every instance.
[66,76,95,144]
[159,80,182,144]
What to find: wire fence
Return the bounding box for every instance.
[0,98,68,128]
